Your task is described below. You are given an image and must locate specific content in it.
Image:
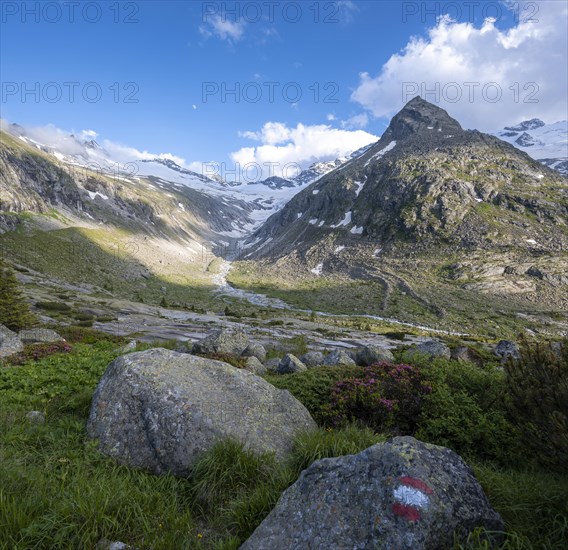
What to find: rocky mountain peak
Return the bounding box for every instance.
[381,96,464,142]
[504,118,545,132]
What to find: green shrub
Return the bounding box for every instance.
[35,301,71,312]
[265,365,363,424]
[415,358,525,466]
[74,320,94,327]
[323,362,431,434]
[505,339,568,470]
[56,326,125,345]
[0,258,37,331]
[73,313,94,321]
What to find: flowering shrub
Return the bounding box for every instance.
[324,361,431,434]
[5,341,73,366]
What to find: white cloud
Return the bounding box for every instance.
[341,113,369,129]
[351,1,568,130]
[101,141,187,166]
[336,1,358,24]
[79,129,98,140]
[2,119,189,167]
[200,15,245,43]
[231,122,378,179]
[326,113,336,121]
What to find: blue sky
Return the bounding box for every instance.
[1,1,566,178]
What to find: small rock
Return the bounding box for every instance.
[277,354,307,374]
[264,358,281,372]
[300,351,325,368]
[356,345,395,366]
[192,328,249,357]
[324,349,356,366]
[26,410,46,425]
[494,340,520,361]
[407,339,451,360]
[0,324,24,358]
[174,340,193,354]
[245,356,267,375]
[451,346,483,366]
[242,343,267,363]
[241,436,504,550]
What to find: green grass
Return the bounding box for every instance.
[1,338,566,548]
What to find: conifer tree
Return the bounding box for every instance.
[0,257,37,331]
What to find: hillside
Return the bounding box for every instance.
[230,98,568,336]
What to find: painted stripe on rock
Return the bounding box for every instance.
[392,502,421,521]
[393,486,430,508]
[399,476,433,494]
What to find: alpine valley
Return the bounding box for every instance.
[1,97,567,339]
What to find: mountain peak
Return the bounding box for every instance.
[381,96,463,141]
[504,118,545,132]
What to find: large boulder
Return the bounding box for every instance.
[494,340,520,361]
[242,343,267,363]
[192,328,249,356]
[19,328,64,345]
[0,324,24,358]
[324,349,356,366]
[357,345,395,366]
[277,354,307,374]
[407,340,451,360]
[87,349,316,476]
[241,436,504,550]
[300,351,325,368]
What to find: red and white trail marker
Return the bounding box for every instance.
[392,476,433,521]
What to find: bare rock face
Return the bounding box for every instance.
[241,436,504,550]
[87,349,316,476]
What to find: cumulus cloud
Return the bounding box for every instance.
[351,1,568,130]
[231,121,378,179]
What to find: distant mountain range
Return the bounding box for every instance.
[492,118,567,175]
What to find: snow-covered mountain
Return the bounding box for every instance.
[493,119,568,175]
[256,142,377,189]
[1,122,324,236]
